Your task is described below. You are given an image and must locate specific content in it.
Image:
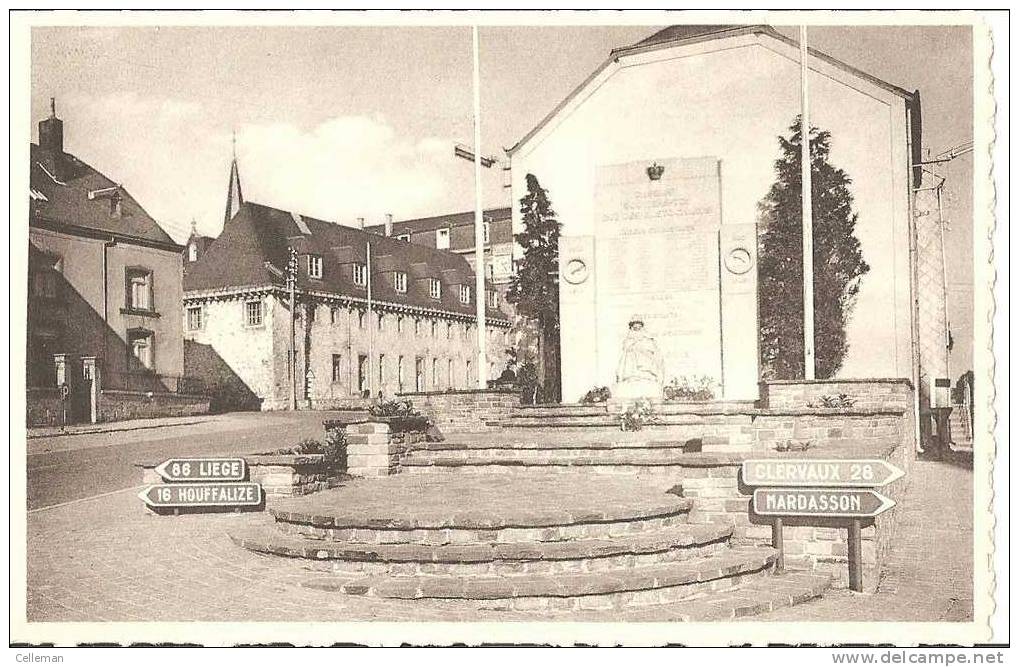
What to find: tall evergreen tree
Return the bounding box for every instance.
[758,117,870,380]
[506,173,561,400]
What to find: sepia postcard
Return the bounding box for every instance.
[8,9,1003,648]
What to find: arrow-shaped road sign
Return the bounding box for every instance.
[752,487,895,519]
[154,458,246,482]
[139,482,262,508]
[741,459,905,488]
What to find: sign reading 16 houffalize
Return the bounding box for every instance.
[140,458,262,512]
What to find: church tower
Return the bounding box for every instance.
[224,131,244,226]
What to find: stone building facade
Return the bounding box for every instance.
[183,160,512,411]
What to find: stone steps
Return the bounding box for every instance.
[497,415,753,428]
[514,401,758,417]
[301,546,779,607]
[401,448,748,471]
[268,497,694,544]
[229,522,733,576]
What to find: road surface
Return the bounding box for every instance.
[25,411,355,511]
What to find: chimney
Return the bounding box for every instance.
[38,97,64,154]
[384,213,393,237]
[110,188,123,218]
[357,217,365,230]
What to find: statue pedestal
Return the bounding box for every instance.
[612,379,663,402]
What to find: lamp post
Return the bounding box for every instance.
[800,25,815,380]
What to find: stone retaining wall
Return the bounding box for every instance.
[761,378,913,411]
[26,388,63,426]
[99,390,211,423]
[396,389,519,433]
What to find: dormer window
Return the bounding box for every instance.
[394,271,408,293]
[188,244,198,262]
[459,285,471,304]
[483,222,490,244]
[429,278,442,300]
[436,228,450,250]
[307,255,323,279]
[353,262,368,286]
[488,291,499,308]
[396,233,411,243]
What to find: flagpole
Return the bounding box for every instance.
[472,26,488,389]
[361,217,375,399]
[800,25,816,380]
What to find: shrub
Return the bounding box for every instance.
[368,399,420,418]
[619,399,660,432]
[262,435,346,470]
[808,393,857,409]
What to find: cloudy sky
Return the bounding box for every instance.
[29,22,974,372]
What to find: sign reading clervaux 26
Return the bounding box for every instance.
[741,459,905,488]
[752,488,895,518]
[154,457,246,482]
[139,482,262,508]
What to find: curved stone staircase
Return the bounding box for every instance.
[229,472,830,618]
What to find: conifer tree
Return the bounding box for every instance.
[758,117,870,380]
[507,173,561,400]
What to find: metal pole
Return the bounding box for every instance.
[800,25,815,380]
[288,247,297,411]
[848,518,863,592]
[472,26,488,389]
[772,517,785,573]
[363,219,375,399]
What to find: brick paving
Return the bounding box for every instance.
[25,452,973,624]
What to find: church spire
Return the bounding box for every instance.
[223,129,244,226]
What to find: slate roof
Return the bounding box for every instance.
[366,207,512,237]
[184,201,507,321]
[29,143,177,247]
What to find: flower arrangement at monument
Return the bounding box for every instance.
[580,386,611,404]
[807,393,858,409]
[619,399,660,431]
[663,375,717,402]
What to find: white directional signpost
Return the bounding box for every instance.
[141,457,262,514]
[742,458,905,592]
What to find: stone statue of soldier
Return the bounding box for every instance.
[614,314,665,400]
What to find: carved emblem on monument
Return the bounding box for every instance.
[724,246,754,275]
[646,162,665,181]
[563,258,589,285]
[614,314,665,400]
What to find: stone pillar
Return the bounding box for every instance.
[81,356,101,424]
[344,422,398,477]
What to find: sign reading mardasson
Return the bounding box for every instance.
[139,482,262,508]
[741,459,905,488]
[752,488,895,518]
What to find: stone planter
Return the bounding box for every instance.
[324,419,429,478]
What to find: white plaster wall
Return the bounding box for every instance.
[512,34,912,381]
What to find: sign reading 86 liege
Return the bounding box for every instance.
[139,458,262,511]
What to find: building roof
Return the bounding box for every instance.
[29,143,177,248]
[509,24,918,156]
[184,201,507,322]
[366,207,512,237]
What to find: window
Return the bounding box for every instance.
[397,356,405,392]
[331,354,342,383]
[378,354,385,387]
[430,320,437,337]
[414,318,421,336]
[396,233,411,243]
[357,354,369,395]
[488,290,499,308]
[377,313,384,331]
[330,306,339,324]
[436,227,450,250]
[447,359,454,389]
[465,323,472,340]
[459,285,471,304]
[397,315,404,333]
[128,329,153,369]
[126,268,153,311]
[353,262,368,286]
[415,357,424,392]
[358,311,366,329]
[466,360,472,386]
[483,222,490,244]
[188,244,198,262]
[394,271,408,293]
[446,323,453,340]
[432,358,438,388]
[307,304,316,322]
[245,300,263,327]
[429,279,441,300]
[307,255,323,279]
[186,306,203,331]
